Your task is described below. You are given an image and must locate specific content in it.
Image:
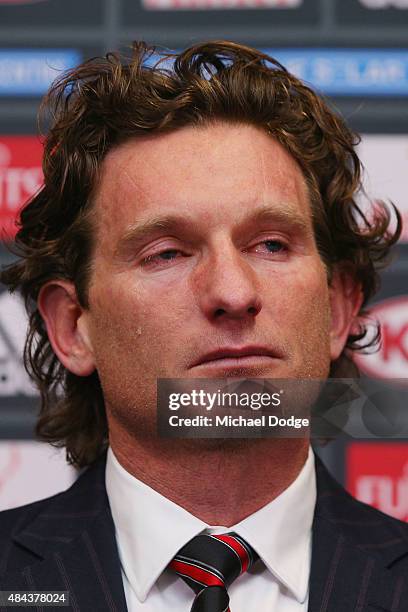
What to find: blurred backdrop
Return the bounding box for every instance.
[0,0,407,520]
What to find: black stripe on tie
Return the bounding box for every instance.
[192,585,230,612]
[231,533,255,567]
[169,532,260,612]
[175,554,226,582]
[178,534,242,585]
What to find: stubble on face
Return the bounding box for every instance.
[85,122,333,443]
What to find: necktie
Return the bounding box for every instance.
[169,532,259,612]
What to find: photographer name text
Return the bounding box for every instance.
[168,415,309,429]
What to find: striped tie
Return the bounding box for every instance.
[169,532,259,612]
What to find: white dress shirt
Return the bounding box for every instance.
[106,446,316,611]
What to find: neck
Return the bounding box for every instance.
[109,423,309,526]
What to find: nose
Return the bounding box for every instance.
[194,242,262,324]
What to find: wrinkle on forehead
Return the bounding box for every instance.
[92,123,312,253]
[260,147,268,202]
[97,122,306,201]
[92,148,153,253]
[258,134,309,209]
[96,147,148,202]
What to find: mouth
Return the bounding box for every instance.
[190,346,281,370]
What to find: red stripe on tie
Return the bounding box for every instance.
[170,560,225,587]
[212,534,250,573]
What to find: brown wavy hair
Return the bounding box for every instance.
[0,41,401,467]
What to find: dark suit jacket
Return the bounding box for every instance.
[0,452,407,611]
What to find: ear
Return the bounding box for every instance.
[38,280,95,376]
[329,269,364,361]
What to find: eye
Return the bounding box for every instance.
[263,240,286,253]
[141,249,183,267]
[251,239,288,255]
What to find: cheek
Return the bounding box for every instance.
[85,279,192,430]
[87,282,141,358]
[269,267,332,368]
[88,278,191,363]
[266,265,330,322]
[294,279,330,325]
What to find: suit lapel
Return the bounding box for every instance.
[4,456,127,612]
[308,454,408,612]
[3,450,408,611]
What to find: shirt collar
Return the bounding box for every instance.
[106,445,315,604]
[231,446,316,603]
[106,448,207,601]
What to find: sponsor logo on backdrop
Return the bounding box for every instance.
[347,443,408,521]
[0,291,35,396]
[0,442,75,511]
[359,0,408,7]
[0,445,20,494]
[0,1,47,4]
[356,135,408,242]
[142,0,301,10]
[265,49,408,96]
[354,297,408,380]
[0,50,81,96]
[0,136,43,239]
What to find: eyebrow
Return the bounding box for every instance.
[114,216,193,259]
[114,204,312,260]
[247,205,311,235]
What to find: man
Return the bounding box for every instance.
[0,40,406,611]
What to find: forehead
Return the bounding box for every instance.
[92,122,311,247]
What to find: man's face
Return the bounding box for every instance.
[84,122,336,433]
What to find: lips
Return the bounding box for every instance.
[191,346,280,368]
